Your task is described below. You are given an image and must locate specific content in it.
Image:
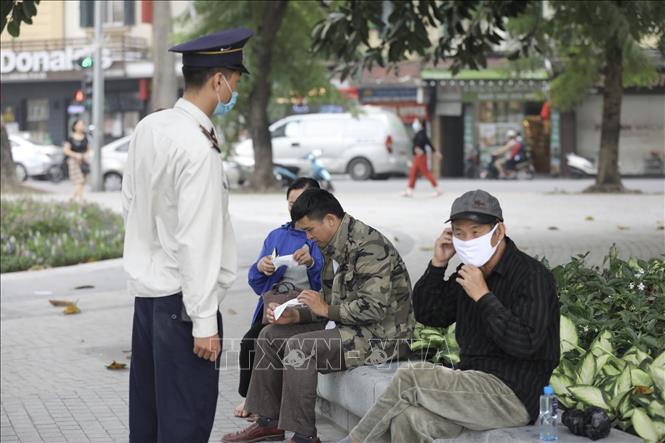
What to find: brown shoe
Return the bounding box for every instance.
[287,438,320,443]
[222,422,285,442]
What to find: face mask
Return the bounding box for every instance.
[452,224,501,267]
[213,74,237,116]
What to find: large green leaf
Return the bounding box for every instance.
[653,350,665,369]
[591,330,614,357]
[550,374,573,396]
[595,354,612,376]
[631,408,658,441]
[577,353,596,385]
[560,315,579,354]
[569,385,610,410]
[650,365,665,392]
[615,366,633,396]
[648,399,665,419]
[632,367,654,387]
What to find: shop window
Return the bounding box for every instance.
[26,98,50,135]
[80,0,135,27]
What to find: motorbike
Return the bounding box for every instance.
[273,164,300,187]
[566,153,598,177]
[480,153,535,180]
[305,150,334,192]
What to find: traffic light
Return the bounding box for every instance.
[74,89,85,102]
[77,55,93,69]
[81,72,93,110]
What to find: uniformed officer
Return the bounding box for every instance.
[122,27,252,443]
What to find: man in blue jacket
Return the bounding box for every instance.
[234,177,324,419]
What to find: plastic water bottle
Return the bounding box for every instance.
[539,385,559,441]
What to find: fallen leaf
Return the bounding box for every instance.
[657,224,664,231]
[106,361,127,370]
[63,304,81,315]
[585,216,594,221]
[74,285,94,290]
[227,308,237,315]
[548,226,559,230]
[49,299,74,307]
[617,225,629,230]
[633,386,653,395]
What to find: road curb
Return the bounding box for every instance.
[0,258,124,282]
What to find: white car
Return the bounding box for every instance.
[100,135,246,192]
[10,134,64,181]
[233,106,410,180]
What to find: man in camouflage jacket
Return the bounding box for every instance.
[224,189,414,443]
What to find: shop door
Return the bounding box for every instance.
[440,116,464,177]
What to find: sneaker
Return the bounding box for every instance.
[222,422,285,442]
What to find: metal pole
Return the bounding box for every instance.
[92,0,104,192]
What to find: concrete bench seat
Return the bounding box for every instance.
[316,362,640,442]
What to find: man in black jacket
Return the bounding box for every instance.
[341,189,560,442]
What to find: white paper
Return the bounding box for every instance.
[273,298,303,320]
[332,259,340,274]
[325,320,337,330]
[273,254,299,268]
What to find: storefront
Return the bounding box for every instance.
[1,36,151,146]
[357,86,428,124]
[422,68,553,177]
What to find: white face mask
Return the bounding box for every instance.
[452,224,501,267]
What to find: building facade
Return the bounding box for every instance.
[1,0,188,146]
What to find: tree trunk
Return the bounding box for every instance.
[0,123,17,189]
[150,0,177,112]
[248,0,289,190]
[585,33,624,193]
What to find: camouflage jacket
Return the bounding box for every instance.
[299,214,414,367]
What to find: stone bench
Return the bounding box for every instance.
[316,362,640,442]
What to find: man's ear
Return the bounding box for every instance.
[493,223,505,245]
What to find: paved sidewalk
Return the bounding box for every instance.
[2,180,663,442]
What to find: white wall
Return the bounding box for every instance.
[576,94,665,174]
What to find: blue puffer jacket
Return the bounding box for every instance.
[247,222,323,325]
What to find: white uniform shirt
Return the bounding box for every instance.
[121,98,237,338]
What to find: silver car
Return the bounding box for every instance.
[100,135,246,192]
[10,134,64,181]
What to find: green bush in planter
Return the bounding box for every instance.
[1,198,124,273]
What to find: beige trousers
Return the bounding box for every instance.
[350,361,530,443]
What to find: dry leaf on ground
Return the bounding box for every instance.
[227,308,237,315]
[106,361,127,370]
[617,225,629,230]
[585,216,594,221]
[49,299,74,307]
[63,304,81,315]
[548,226,559,230]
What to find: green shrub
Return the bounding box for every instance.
[552,246,665,357]
[1,198,124,273]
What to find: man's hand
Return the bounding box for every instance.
[456,265,490,301]
[297,290,329,318]
[193,333,221,362]
[257,256,276,276]
[266,302,299,325]
[293,244,314,268]
[432,228,456,267]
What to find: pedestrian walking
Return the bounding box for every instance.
[63,118,92,202]
[121,27,252,443]
[402,119,442,197]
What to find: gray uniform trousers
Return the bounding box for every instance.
[244,322,346,437]
[350,361,530,443]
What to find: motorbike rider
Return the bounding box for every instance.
[493,130,519,179]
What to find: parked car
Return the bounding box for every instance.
[9,134,64,182]
[233,106,411,180]
[99,135,246,192]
